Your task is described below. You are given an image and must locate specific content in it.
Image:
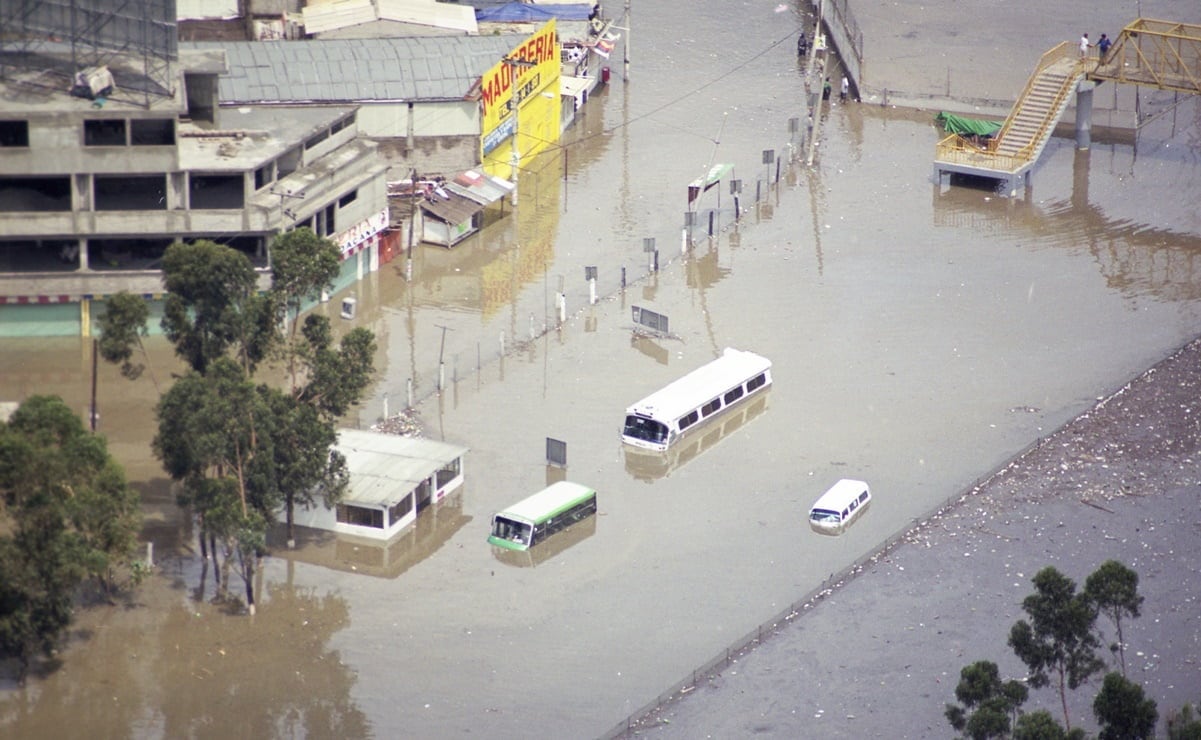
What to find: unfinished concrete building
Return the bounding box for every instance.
[0,0,391,337]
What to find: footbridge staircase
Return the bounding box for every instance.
[934,18,1201,195]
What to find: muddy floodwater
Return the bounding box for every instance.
[4,2,1201,738]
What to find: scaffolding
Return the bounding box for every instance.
[0,0,178,107]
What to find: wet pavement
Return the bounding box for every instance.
[3,1,1201,738]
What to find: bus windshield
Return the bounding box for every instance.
[491,516,531,546]
[623,415,668,444]
[809,509,841,524]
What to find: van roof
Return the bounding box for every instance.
[810,479,870,511]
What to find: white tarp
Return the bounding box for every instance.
[377,0,477,33]
[178,0,239,20]
[303,0,478,34]
[302,0,375,34]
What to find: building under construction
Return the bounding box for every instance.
[0,0,391,337]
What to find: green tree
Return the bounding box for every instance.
[154,360,278,614]
[1012,709,1069,740]
[1084,559,1143,676]
[1,395,142,592]
[1167,697,1201,739]
[96,237,378,614]
[1008,567,1105,731]
[945,660,1029,739]
[160,239,274,375]
[275,316,375,546]
[95,291,158,388]
[1093,672,1157,739]
[0,395,143,683]
[268,228,341,347]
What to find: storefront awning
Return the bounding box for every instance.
[560,75,593,98]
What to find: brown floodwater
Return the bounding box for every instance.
[4,2,1201,737]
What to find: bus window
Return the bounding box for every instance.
[491,516,531,546]
[623,415,669,444]
[724,386,744,404]
[700,398,722,418]
[747,373,767,392]
[678,410,700,431]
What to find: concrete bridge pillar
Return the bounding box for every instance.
[1075,80,1095,150]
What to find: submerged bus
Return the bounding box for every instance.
[621,347,772,452]
[488,481,598,552]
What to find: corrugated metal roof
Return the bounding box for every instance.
[446,169,514,205]
[419,190,486,224]
[183,36,520,103]
[337,429,468,507]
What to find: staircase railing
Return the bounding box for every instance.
[934,41,1080,173]
[933,132,1029,173]
[997,42,1075,136]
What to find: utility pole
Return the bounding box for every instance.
[90,337,98,431]
[502,56,537,206]
[623,0,631,80]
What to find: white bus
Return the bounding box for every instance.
[621,347,772,452]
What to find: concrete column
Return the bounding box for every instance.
[1075,81,1095,151]
[77,238,89,270]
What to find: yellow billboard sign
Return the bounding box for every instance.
[480,19,559,143]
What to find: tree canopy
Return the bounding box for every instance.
[1084,559,1143,676]
[99,233,376,614]
[947,561,1165,739]
[0,395,143,683]
[1008,566,1105,731]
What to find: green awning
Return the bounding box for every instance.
[935,112,1002,137]
[689,163,734,189]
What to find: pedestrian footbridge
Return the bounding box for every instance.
[934,18,1201,194]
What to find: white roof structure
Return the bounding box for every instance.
[302,0,479,35]
[338,429,468,507]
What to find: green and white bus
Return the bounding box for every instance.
[487,481,598,552]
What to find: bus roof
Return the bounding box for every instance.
[497,481,597,524]
[625,348,771,423]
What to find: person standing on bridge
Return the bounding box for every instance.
[1098,33,1112,61]
[1079,32,1092,59]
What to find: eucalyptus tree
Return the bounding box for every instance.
[945,660,1029,739]
[1008,567,1106,732]
[1084,559,1144,676]
[99,235,376,613]
[1093,672,1157,740]
[0,395,142,682]
[95,290,157,388]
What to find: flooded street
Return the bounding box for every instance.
[4,2,1201,738]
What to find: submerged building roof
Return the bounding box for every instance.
[338,429,468,507]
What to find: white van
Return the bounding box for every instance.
[808,479,871,533]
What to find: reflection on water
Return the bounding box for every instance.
[492,514,598,568]
[0,577,367,738]
[631,334,670,365]
[624,393,770,482]
[272,492,470,579]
